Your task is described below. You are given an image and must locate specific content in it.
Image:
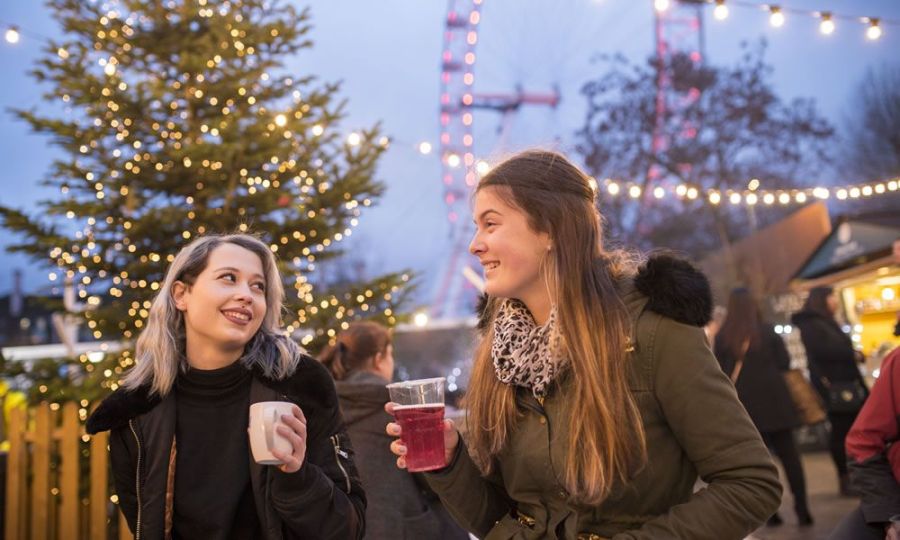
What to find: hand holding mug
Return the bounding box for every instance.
[249,401,307,473]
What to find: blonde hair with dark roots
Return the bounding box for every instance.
[465,150,647,505]
[122,234,302,396]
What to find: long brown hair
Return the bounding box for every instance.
[466,149,646,505]
[801,286,835,320]
[318,321,391,380]
[716,288,762,358]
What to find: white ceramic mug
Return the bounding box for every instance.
[249,401,295,465]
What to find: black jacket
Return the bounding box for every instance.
[336,371,469,540]
[715,325,800,433]
[791,309,868,405]
[86,356,366,540]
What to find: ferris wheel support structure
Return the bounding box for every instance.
[433,0,559,319]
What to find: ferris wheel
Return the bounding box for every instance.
[431,0,653,319]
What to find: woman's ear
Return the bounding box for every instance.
[172,281,189,311]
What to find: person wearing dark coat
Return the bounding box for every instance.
[792,286,869,496]
[86,234,366,540]
[319,322,469,540]
[715,288,812,527]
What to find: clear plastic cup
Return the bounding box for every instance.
[387,377,447,472]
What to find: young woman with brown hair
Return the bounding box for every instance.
[387,150,782,539]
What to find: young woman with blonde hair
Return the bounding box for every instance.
[87,234,365,539]
[387,150,782,539]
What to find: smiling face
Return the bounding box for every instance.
[469,187,552,312]
[172,242,267,367]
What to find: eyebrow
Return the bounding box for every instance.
[214,266,265,281]
[474,209,502,223]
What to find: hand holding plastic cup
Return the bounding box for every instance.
[386,377,447,472]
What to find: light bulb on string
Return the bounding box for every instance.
[417,141,432,155]
[713,0,728,21]
[865,18,882,40]
[769,6,785,28]
[5,26,21,44]
[818,12,835,35]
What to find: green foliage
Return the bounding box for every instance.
[0,0,415,403]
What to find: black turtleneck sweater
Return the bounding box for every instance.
[173,361,262,540]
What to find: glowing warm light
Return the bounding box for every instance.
[104,62,117,76]
[274,114,287,127]
[413,312,429,327]
[686,187,699,200]
[819,13,835,35]
[5,27,20,44]
[709,191,721,205]
[836,189,848,200]
[795,192,807,203]
[607,182,620,196]
[447,154,461,168]
[418,142,432,155]
[654,0,670,13]
[57,47,69,59]
[882,288,896,301]
[866,19,882,40]
[628,185,642,199]
[763,193,776,205]
[347,132,361,146]
[311,124,324,136]
[746,193,758,205]
[653,187,665,199]
[713,1,729,21]
[769,7,785,28]
[729,193,742,205]
[778,193,791,204]
[813,187,830,199]
[748,178,760,191]
[476,160,490,175]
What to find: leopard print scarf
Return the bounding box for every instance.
[491,299,568,399]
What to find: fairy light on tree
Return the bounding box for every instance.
[0,0,414,403]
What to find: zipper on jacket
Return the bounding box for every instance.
[330,435,351,493]
[128,419,143,540]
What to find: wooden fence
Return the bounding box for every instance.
[5,402,133,540]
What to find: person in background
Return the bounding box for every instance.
[86,234,365,539]
[830,346,900,540]
[386,150,781,539]
[792,286,869,496]
[319,321,468,540]
[715,288,813,527]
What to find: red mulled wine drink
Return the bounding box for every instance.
[393,403,446,472]
[386,377,447,472]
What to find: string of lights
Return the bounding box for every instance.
[670,0,899,40]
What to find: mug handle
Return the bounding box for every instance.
[264,407,279,451]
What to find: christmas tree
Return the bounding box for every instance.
[0,0,415,403]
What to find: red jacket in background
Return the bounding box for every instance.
[846,347,900,525]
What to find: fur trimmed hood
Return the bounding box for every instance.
[632,253,712,327]
[86,354,337,434]
[477,253,712,330]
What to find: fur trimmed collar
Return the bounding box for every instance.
[86,354,335,434]
[476,253,712,330]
